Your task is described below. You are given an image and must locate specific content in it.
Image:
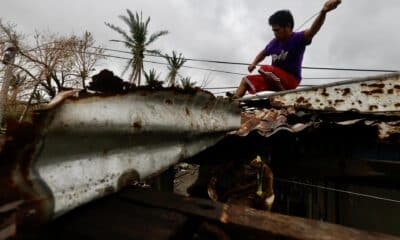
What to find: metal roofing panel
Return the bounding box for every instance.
[242,73,400,115]
[0,89,241,228]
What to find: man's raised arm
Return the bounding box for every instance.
[304,0,341,41]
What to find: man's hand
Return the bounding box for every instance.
[322,0,341,13]
[248,63,257,73]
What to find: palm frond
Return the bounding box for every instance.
[146,30,169,47]
[144,69,163,89]
[105,22,133,43]
[126,9,136,24]
[145,49,162,56]
[107,9,168,85]
[180,76,196,89]
[164,51,187,87]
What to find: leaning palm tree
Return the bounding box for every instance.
[164,51,186,87]
[105,10,168,86]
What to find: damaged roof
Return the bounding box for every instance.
[0,85,241,232]
[235,73,400,142]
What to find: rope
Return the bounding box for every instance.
[276,178,400,204]
[295,11,321,32]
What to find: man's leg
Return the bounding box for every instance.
[235,77,249,97]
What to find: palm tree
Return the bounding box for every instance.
[180,76,196,90]
[105,10,168,86]
[144,68,163,89]
[164,51,186,87]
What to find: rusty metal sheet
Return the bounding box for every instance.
[0,89,240,229]
[373,121,400,140]
[242,73,400,114]
[235,108,311,137]
[235,107,400,141]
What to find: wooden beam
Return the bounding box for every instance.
[120,188,400,240]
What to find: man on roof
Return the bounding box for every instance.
[233,0,341,98]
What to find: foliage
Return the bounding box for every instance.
[0,27,104,100]
[144,68,163,88]
[180,76,196,90]
[105,10,168,86]
[0,19,104,123]
[164,51,186,87]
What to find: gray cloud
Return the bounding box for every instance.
[1,0,399,93]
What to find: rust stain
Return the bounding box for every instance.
[296,97,305,103]
[367,83,385,88]
[321,88,329,97]
[165,99,173,105]
[369,105,378,111]
[0,120,55,230]
[370,89,384,94]
[270,98,284,107]
[361,89,384,95]
[335,100,345,104]
[185,107,191,116]
[133,121,142,130]
[298,103,312,109]
[394,85,400,89]
[395,103,400,108]
[342,88,351,96]
[388,89,394,94]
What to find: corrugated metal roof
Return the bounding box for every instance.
[0,88,241,231]
[236,73,400,141]
[236,109,400,142]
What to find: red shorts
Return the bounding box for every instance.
[245,65,300,94]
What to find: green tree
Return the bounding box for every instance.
[165,51,186,87]
[105,10,168,86]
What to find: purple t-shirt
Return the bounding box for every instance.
[264,31,311,80]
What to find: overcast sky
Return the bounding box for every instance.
[1,0,399,95]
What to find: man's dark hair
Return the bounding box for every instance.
[269,10,294,29]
